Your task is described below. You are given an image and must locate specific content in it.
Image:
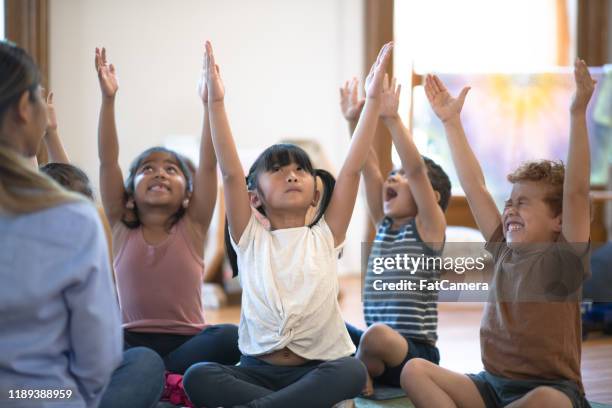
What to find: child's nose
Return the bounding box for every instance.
[286,171,298,182]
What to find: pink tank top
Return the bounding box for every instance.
[113,217,206,335]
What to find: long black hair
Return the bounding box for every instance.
[225,144,335,277]
[122,146,194,229]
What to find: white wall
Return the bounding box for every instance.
[49,0,366,274]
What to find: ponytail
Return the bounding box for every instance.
[308,168,334,227]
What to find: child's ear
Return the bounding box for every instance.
[182,191,192,209]
[433,190,441,205]
[126,198,135,210]
[311,188,321,207]
[248,191,261,208]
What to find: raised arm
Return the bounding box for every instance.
[326,42,393,246]
[185,50,218,235]
[95,47,126,227]
[381,76,446,244]
[42,92,70,164]
[563,59,595,243]
[425,74,501,241]
[339,78,384,224]
[204,41,251,243]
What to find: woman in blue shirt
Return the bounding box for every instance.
[0,42,163,408]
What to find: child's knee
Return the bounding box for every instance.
[360,323,393,352]
[215,323,239,339]
[183,362,224,391]
[334,357,368,392]
[400,358,433,389]
[522,386,572,408]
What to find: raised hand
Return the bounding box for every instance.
[197,45,213,104]
[46,91,58,131]
[380,74,401,119]
[339,78,365,122]
[204,41,225,102]
[424,74,470,123]
[364,42,393,99]
[95,47,118,99]
[571,58,596,113]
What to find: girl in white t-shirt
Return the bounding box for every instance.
[183,40,393,408]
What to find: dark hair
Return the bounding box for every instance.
[225,143,335,277]
[0,41,41,125]
[122,146,194,229]
[40,163,94,200]
[422,156,451,211]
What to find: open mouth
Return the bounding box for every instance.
[505,220,524,232]
[385,187,398,202]
[148,184,170,193]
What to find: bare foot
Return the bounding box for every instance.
[362,373,374,397]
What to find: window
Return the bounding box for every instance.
[392,1,608,201]
[0,0,5,40]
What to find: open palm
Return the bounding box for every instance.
[571,58,596,112]
[425,74,470,122]
[95,47,118,98]
[204,41,225,102]
[339,78,364,121]
[380,74,401,118]
[46,91,58,131]
[197,61,208,104]
[364,42,393,98]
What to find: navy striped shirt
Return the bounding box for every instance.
[363,217,441,344]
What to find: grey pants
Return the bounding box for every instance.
[183,354,366,408]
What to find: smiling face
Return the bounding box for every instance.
[503,181,562,245]
[253,161,318,215]
[382,169,417,219]
[132,151,189,211]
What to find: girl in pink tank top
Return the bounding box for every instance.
[95,46,239,374]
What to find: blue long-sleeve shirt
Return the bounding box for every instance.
[0,201,122,408]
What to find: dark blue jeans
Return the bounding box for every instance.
[99,347,165,408]
[124,323,240,374]
[183,354,367,408]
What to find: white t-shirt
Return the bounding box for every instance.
[230,211,355,360]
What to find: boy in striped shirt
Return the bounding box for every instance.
[340,75,451,395]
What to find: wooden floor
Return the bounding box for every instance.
[206,276,612,404]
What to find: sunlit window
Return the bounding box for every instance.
[0,0,5,40]
[391,0,610,201]
[394,0,575,75]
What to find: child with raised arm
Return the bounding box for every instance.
[340,76,450,395]
[402,62,595,408]
[94,47,239,374]
[182,41,393,408]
